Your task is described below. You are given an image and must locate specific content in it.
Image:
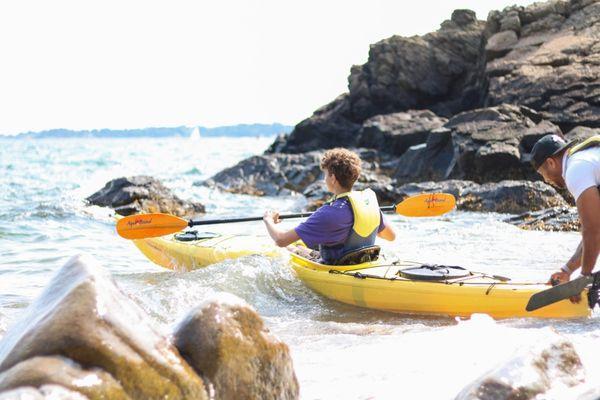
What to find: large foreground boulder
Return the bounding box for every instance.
[0,256,208,400]
[173,295,299,400]
[87,176,205,217]
[456,338,585,399]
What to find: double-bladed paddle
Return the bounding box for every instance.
[526,272,598,311]
[116,192,456,240]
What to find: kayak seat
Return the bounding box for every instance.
[335,246,380,266]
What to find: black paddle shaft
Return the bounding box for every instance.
[188,205,397,226]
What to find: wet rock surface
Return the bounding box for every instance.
[174,296,299,400]
[456,338,585,400]
[0,256,208,400]
[87,176,205,217]
[0,257,299,400]
[504,206,580,231]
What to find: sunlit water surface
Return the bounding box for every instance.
[1,137,598,399]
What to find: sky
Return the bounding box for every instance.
[0,0,539,136]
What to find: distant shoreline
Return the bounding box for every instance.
[1,123,292,139]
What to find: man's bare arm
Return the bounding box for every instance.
[577,186,600,275]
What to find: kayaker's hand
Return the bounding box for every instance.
[548,271,570,286]
[549,271,581,303]
[263,210,281,224]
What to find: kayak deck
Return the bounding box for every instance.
[132,233,280,271]
[289,253,591,319]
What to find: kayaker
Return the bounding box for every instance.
[530,134,600,287]
[263,148,396,264]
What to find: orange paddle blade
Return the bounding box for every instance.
[116,213,188,239]
[395,193,456,217]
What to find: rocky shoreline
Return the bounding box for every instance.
[203,0,599,231]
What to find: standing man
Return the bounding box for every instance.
[530,134,600,285]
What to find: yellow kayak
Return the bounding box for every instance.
[128,230,589,319]
[289,252,591,319]
[131,231,280,271]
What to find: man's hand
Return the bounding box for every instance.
[548,270,582,303]
[263,210,281,224]
[548,271,570,286]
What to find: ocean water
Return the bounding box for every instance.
[1,136,599,399]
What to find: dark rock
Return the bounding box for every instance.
[357,110,447,155]
[0,256,208,400]
[268,94,361,153]
[394,128,457,183]
[206,149,392,197]
[347,10,486,121]
[396,179,565,213]
[500,11,522,33]
[520,120,564,153]
[204,152,323,196]
[173,295,299,400]
[458,180,567,213]
[565,125,600,143]
[505,206,580,231]
[390,104,548,184]
[485,1,600,130]
[0,356,127,399]
[87,176,205,217]
[456,338,584,400]
[485,30,519,59]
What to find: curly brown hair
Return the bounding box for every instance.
[320,148,361,189]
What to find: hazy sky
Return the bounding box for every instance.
[0,0,538,135]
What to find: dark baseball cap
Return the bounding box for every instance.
[530,134,574,170]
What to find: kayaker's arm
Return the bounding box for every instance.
[377,222,396,241]
[577,186,600,276]
[263,211,300,247]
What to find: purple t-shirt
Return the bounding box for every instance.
[294,198,386,261]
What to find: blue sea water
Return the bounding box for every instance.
[0,136,599,398]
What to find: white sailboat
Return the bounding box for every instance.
[190,127,201,141]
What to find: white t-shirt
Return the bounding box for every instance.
[562,147,600,201]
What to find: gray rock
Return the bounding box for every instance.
[0,256,208,400]
[347,9,486,121]
[173,295,299,400]
[500,11,522,33]
[456,338,584,400]
[204,151,323,196]
[206,149,392,197]
[87,176,205,217]
[505,206,580,231]
[459,180,567,213]
[395,179,565,213]
[565,126,600,143]
[357,110,447,155]
[485,30,519,59]
[267,94,361,153]
[486,1,600,130]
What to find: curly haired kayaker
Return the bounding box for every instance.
[263,148,396,264]
[530,134,600,288]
